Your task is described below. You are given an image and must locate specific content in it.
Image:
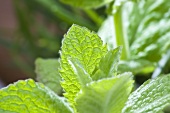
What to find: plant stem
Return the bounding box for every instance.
[113,6,130,60]
[84,9,104,27]
[35,0,96,30]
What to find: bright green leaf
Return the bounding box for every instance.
[60,24,107,108]
[68,57,92,87]
[98,46,122,76]
[76,72,134,113]
[92,46,122,80]
[0,79,73,113]
[122,74,170,113]
[35,58,62,95]
[60,0,113,9]
[0,110,15,113]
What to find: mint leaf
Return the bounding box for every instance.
[124,0,170,62]
[98,16,115,50]
[60,24,107,107]
[99,46,122,76]
[68,57,92,87]
[0,79,73,113]
[76,72,134,113]
[35,58,62,95]
[92,46,122,80]
[118,59,155,74]
[130,19,170,61]
[122,74,170,113]
[60,0,113,9]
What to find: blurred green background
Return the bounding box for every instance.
[0,0,105,86]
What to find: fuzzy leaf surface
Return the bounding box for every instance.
[76,72,134,113]
[68,57,92,87]
[35,58,62,95]
[123,74,170,113]
[0,79,72,113]
[60,24,107,107]
[124,0,170,62]
[92,46,122,80]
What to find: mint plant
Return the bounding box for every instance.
[0,24,170,113]
[60,0,170,76]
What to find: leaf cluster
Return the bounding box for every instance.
[0,25,170,113]
[0,0,170,112]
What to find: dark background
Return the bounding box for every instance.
[0,0,104,87]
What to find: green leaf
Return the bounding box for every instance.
[98,46,122,76]
[60,0,113,9]
[124,0,170,62]
[98,16,115,50]
[92,46,122,80]
[0,110,15,113]
[118,59,155,74]
[68,57,92,87]
[0,79,73,113]
[122,74,170,113]
[130,20,170,61]
[60,24,107,107]
[35,58,62,95]
[76,72,134,113]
